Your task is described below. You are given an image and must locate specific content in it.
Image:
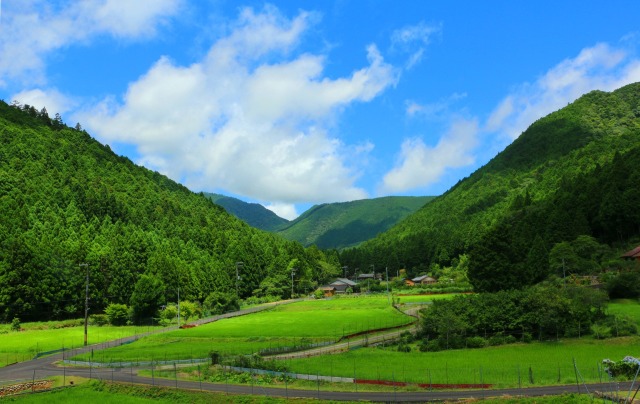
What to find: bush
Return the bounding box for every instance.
[504,335,517,344]
[11,317,20,332]
[204,292,239,315]
[89,314,109,326]
[419,339,442,352]
[105,303,130,326]
[397,343,411,352]
[466,336,488,348]
[488,334,505,346]
[521,332,533,343]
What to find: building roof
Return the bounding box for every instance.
[622,246,640,259]
[412,275,436,282]
[330,278,357,287]
[357,273,375,279]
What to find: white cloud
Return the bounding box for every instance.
[264,202,298,221]
[391,21,441,69]
[10,88,74,117]
[380,117,478,193]
[487,42,640,140]
[0,0,181,86]
[76,6,397,206]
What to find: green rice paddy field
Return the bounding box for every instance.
[71,295,423,363]
[0,322,160,367]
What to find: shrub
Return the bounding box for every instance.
[488,334,505,346]
[397,343,411,352]
[466,336,488,348]
[603,356,640,378]
[105,303,130,326]
[504,335,517,344]
[10,317,20,332]
[521,332,533,343]
[89,314,109,326]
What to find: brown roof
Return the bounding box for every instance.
[622,246,640,258]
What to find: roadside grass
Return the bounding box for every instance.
[70,296,415,363]
[279,336,640,388]
[0,323,161,368]
[1,378,346,403]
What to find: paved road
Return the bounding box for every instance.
[1,301,634,402]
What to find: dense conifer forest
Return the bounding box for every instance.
[0,101,340,322]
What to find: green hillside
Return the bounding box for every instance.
[204,193,289,232]
[341,83,640,283]
[277,196,434,249]
[0,101,340,322]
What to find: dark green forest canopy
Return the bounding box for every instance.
[341,83,640,284]
[0,101,340,322]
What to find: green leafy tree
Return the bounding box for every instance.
[129,275,165,324]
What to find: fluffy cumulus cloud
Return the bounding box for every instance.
[0,0,181,86]
[76,6,398,209]
[380,117,478,193]
[487,42,640,140]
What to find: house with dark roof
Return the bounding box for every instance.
[405,275,437,286]
[328,278,358,293]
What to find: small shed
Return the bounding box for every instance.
[319,286,337,297]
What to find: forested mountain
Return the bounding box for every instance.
[204,193,289,232]
[0,101,340,322]
[341,83,640,286]
[276,196,434,249]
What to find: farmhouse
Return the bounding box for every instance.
[621,245,640,262]
[328,278,357,293]
[405,275,437,286]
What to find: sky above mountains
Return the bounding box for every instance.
[1,1,639,219]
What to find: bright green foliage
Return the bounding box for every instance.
[129,275,165,323]
[0,100,339,322]
[203,291,239,315]
[178,300,201,323]
[105,303,129,326]
[418,284,612,349]
[342,83,640,288]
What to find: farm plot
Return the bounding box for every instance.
[71,296,414,364]
[0,323,160,368]
[280,336,640,388]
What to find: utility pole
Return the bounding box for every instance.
[80,263,89,346]
[291,268,297,298]
[235,262,243,297]
[177,286,180,327]
[342,266,348,279]
[385,267,390,305]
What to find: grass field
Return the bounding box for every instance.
[0,323,160,368]
[608,299,640,325]
[71,296,415,363]
[279,336,640,388]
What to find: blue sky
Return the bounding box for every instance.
[1,1,639,219]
